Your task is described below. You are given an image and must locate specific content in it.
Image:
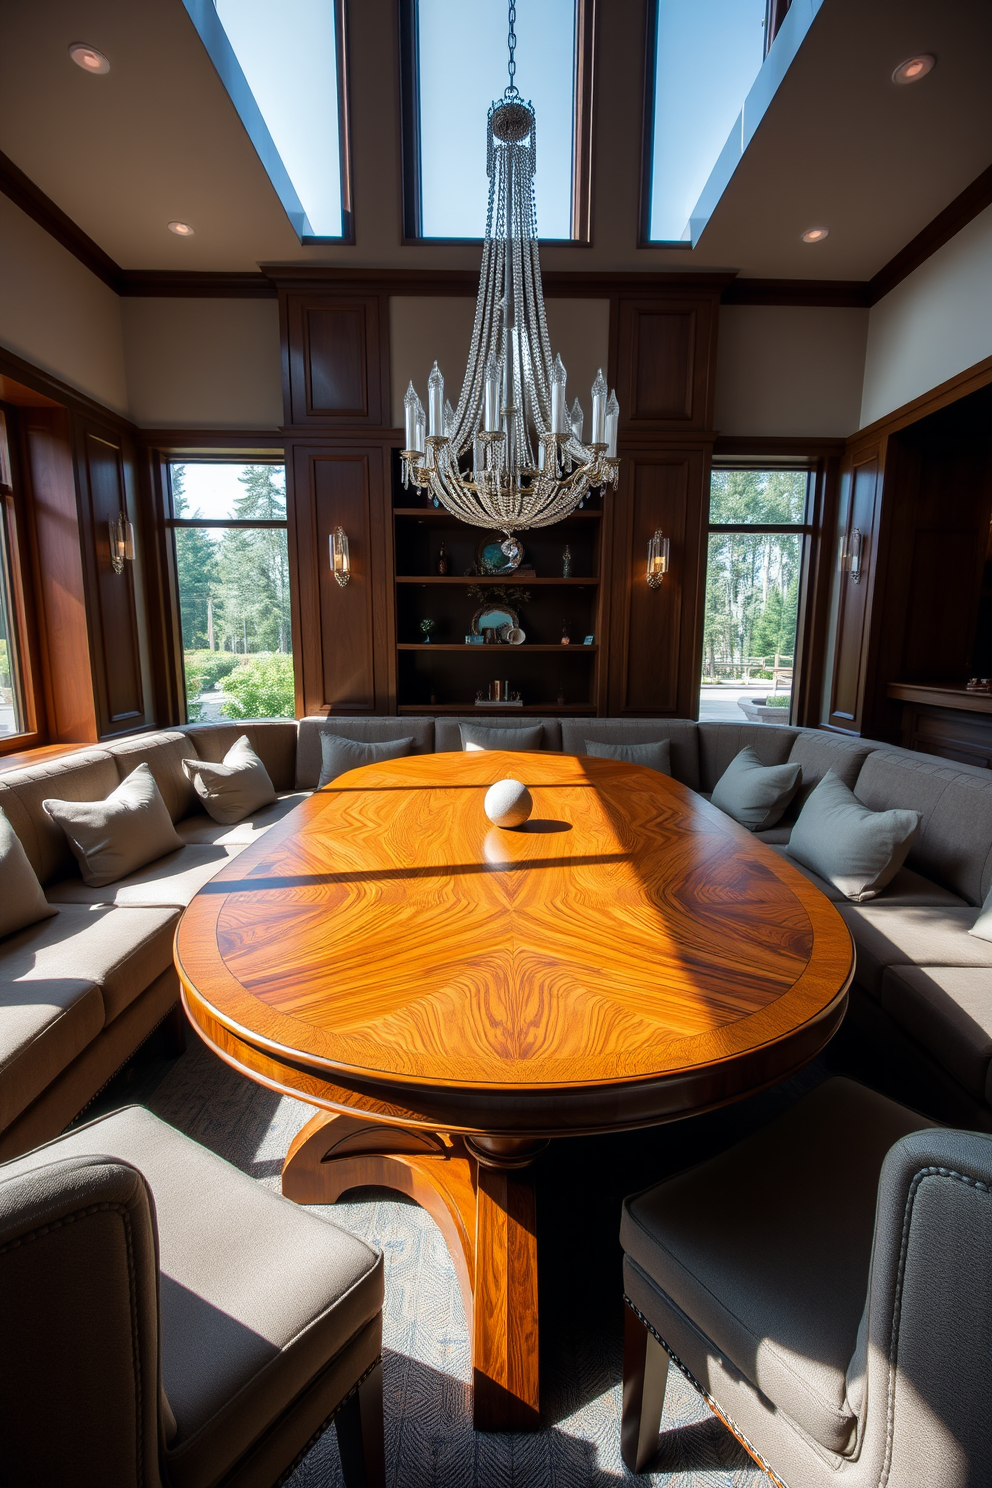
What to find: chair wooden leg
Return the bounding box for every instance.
[335,1361,386,1488]
[621,1307,669,1473]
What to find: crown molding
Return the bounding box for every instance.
[0,149,121,291]
[867,162,992,305]
[721,279,871,308]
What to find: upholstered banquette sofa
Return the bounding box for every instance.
[3,713,992,1160]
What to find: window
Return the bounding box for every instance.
[700,467,811,722]
[166,462,294,722]
[184,0,351,240]
[402,0,592,241]
[0,408,37,748]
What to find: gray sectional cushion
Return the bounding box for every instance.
[181,721,299,794]
[788,771,921,902]
[105,731,201,823]
[0,1106,384,1488]
[295,716,434,789]
[767,845,968,908]
[0,972,103,1130]
[0,808,56,939]
[880,965,992,1100]
[562,719,699,789]
[854,749,992,906]
[182,736,277,824]
[42,763,184,888]
[0,751,119,885]
[458,722,544,753]
[840,903,992,998]
[710,746,801,831]
[697,722,798,793]
[318,733,414,787]
[46,844,235,909]
[175,793,309,847]
[582,738,671,775]
[435,717,562,751]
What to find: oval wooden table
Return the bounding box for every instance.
[175,750,854,1432]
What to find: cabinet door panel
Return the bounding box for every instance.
[616,299,716,431]
[286,297,383,426]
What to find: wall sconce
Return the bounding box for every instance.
[646,529,670,588]
[839,527,864,584]
[108,512,135,575]
[330,526,351,587]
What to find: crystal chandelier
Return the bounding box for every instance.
[401,4,620,543]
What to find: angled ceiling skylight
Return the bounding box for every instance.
[183,0,349,241]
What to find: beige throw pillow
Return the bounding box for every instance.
[182,735,277,825]
[43,763,183,887]
[0,807,57,937]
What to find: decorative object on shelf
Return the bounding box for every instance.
[473,604,519,638]
[477,535,523,575]
[646,529,670,589]
[466,634,485,645]
[419,618,437,644]
[840,527,864,584]
[330,526,351,587]
[583,635,594,645]
[561,622,571,646]
[467,584,530,606]
[484,778,533,830]
[108,511,135,575]
[562,545,572,578]
[485,627,500,644]
[436,541,449,576]
[506,627,525,645]
[399,8,620,536]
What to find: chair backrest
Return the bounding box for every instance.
[0,1153,164,1486]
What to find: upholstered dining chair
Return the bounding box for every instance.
[620,1076,992,1487]
[0,1105,386,1488]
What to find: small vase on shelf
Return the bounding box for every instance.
[561,622,571,646]
[437,542,449,576]
[562,545,572,578]
[420,618,437,644]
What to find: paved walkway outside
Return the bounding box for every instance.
[698,685,792,723]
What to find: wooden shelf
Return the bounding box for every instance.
[393,507,602,520]
[395,575,598,585]
[396,703,598,714]
[397,643,598,652]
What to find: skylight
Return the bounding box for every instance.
[411,0,578,240]
[646,0,766,243]
[184,0,348,240]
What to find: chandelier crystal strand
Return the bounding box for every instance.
[402,6,620,534]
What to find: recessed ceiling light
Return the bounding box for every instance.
[68,42,110,74]
[167,221,195,237]
[801,227,829,244]
[892,53,935,85]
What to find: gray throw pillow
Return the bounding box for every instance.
[969,888,992,942]
[318,733,415,788]
[710,746,801,831]
[0,807,56,937]
[183,735,277,824]
[458,723,543,752]
[42,762,183,888]
[787,770,921,903]
[583,738,671,775]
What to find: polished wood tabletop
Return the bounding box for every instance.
[175,750,854,1430]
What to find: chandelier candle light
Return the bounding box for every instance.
[401,5,620,543]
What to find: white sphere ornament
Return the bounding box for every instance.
[484,778,533,829]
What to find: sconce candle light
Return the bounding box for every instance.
[330,526,351,587]
[646,529,670,588]
[109,512,135,575]
[840,527,864,584]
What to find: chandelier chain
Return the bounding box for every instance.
[506,1,518,96]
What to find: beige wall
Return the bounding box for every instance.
[389,297,611,428]
[860,204,992,429]
[714,305,868,437]
[120,298,282,428]
[0,195,128,414]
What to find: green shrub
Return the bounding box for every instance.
[764,694,790,708]
[220,653,295,719]
[183,650,242,693]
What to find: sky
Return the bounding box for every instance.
[649,0,766,241]
[171,462,286,523]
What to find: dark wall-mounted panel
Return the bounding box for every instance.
[824,449,881,733]
[615,297,717,431]
[284,296,385,427]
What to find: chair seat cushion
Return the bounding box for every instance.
[840,903,992,998]
[620,1078,931,1454]
[1,1106,383,1488]
[881,965,992,1100]
[176,793,309,847]
[46,845,238,909]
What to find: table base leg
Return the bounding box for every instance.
[282,1111,540,1431]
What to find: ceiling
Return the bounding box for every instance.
[0,0,990,281]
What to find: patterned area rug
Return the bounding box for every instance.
[91,1035,821,1487]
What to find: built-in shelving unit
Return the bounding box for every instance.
[392,458,604,713]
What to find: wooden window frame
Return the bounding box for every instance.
[0,403,47,755]
[399,0,596,246]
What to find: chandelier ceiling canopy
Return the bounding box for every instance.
[402,4,620,541]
